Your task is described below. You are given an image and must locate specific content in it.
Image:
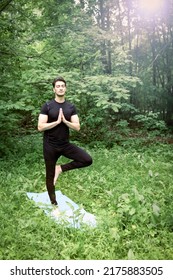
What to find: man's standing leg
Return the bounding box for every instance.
[43,141,60,205]
[45,160,57,205]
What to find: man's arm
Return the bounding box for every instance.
[38,109,80,132]
[38,113,61,132]
[62,113,80,131]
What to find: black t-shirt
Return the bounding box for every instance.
[40,99,77,147]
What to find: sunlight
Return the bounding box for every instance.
[139,0,164,14]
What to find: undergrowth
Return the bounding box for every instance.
[0,133,173,260]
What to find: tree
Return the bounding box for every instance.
[1,0,173,155]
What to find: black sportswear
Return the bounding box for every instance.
[40,99,77,147]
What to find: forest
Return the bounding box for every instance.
[0,0,173,260]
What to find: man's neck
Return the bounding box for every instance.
[55,96,65,103]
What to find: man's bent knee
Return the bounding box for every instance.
[85,155,93,166]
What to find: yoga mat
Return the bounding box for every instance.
[26,191,97,228]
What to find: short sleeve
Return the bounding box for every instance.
[71,104,77,116]
[40,103,48,115]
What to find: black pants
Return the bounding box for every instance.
[43,141,92,205]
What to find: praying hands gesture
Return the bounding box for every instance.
[57,108,65,124]
[57,108,80,131]
[38,107,80,132]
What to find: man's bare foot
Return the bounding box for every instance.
[54,165,62,185]
[51,207,60,217]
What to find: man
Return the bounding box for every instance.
[38,76,92,207]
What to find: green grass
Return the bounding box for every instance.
[0,134,173,259]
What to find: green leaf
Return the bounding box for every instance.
[152,203,160,216]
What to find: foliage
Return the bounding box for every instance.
[1,0,173,154]
[0,134,173,260]
[132,113,168,133]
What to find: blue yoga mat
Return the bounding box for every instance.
[26,191,97,228]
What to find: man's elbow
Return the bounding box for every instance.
[38,124,43,132]
[77,124,80,131]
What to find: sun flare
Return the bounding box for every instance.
[139,0,164,13]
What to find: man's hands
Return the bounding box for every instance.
[57,108,67,125]
[38,108,80,132]
[57,108,80,131]
[38,109,67,132]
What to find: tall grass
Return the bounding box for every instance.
[0,134,173,259]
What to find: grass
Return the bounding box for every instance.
[0,133,173,259]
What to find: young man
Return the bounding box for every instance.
[38,76,92,206]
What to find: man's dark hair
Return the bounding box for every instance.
[52,76,66,87]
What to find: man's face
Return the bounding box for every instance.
[53,81,66,97]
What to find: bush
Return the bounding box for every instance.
[132,113,168,133]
